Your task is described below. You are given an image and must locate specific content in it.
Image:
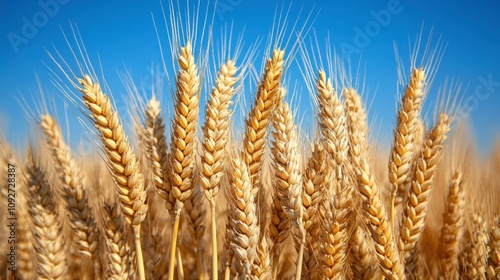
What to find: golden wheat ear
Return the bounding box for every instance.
[301,141,331,280]
[226,156,260,278]
[357,160,405,280]
[487,215,500,278]
[388,68,426,229]
[102,202,136,279]
[166,40,202,280]
[242,49,285,188]
[460,211,489,278]
[438,169,465,278]
[77,74,148,280]
[200,59,239,280]
[25,147,68,279]
[271,98,305,280]
[39,114,100,261]
[398,113,451,275]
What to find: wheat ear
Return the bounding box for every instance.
[358,160,405,280]
[25,149,68,279]
[243,49,285,187]
[302,142,331,279]
[14,189,35,280]
[316,70,349,171]
[103,203,135,279]
[344,87,370,168]
[388,68,426,228]
[252,232,273,280]
[399,113,451,275]
[183,181,207,279]
[227,157,260,278]
[271,99,305,280]
[438,170,465,278]
[39,114,100,260]
[167,41,201,280]
[78,74,147,279]
[487,215,500,279]
[316,70,353,278]
[349,226,380,279]
[461,212,489,279]
[143,95,170,203]
[200,59,238,280]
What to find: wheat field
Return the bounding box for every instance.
[1,2,500,280]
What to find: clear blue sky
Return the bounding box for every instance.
[1,0,500,154]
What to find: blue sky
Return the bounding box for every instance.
[1,0,500,154]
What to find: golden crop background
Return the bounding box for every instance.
[1,2,500,280]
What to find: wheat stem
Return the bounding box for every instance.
[168,213,181,280]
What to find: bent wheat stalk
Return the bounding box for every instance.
[78,75,147,280]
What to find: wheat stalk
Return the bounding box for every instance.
[78,74,147,279]
[388,68,426,228]
[438,170,465,278]
[200,59,238,280]
[167,41,201,280]
[25,149,68,279]
[399,113,451,276]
